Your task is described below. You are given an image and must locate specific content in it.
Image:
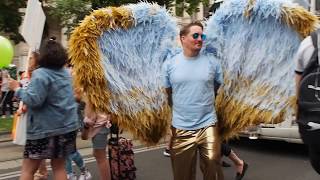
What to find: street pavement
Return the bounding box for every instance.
[72,139,319,180]
[0,135,319,180]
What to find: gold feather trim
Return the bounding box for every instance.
[244,0,256,18]
[281,6,319,38]
[216,90,295,140]
[216,74,297,140]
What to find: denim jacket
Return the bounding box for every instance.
[15,67,80,140]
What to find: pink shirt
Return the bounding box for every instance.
[84,113,111,138]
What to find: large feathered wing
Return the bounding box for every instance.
[69,3,177,144]
[205,0,319,140]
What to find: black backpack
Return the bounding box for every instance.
[297,29,320,127]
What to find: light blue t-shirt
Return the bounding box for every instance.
[162,52,223,130]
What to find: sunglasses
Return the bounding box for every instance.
[192,33,206,40]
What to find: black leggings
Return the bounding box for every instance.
[299,124,320,174]
[1,91,14,115]
[308,144,320,174]
[221,143,232,157]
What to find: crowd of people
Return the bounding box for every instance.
[5,20,320,180]
[8,37,111,180]
[0,69,15,118]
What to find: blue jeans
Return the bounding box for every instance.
[65,150,85,174]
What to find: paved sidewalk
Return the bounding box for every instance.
[0,133,11,143]
[0,131,169,171]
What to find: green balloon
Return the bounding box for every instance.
[0,36,14,68]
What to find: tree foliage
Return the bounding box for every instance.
[91,0,137,9]
[91,0,174,10]
[175,0,209,16]
[49,0,174,37]
[48,0,91,36]
[0,0,26,43]
[0,0,208,43]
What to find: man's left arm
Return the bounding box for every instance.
[161,60,172,106]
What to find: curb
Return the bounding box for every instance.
[0,132,11,143]
[0,144,167,180]
[0,132,9,135]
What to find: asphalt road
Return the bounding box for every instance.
[2,138,319,180]
[70,139,320,180]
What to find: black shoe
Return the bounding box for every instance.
[235,162,248,180]
[222,161,231,167]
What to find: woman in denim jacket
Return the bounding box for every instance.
[9,38,79,180]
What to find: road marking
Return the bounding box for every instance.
[0,144,166,179]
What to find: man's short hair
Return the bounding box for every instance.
[179,21,204,37]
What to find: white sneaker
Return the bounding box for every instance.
[78,169,92,180]
[163,148,171,157]
[67,173,77,180]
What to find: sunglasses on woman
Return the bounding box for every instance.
[192,33,206,40]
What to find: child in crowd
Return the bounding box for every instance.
[66,150,92,180]
[66,88,92,180]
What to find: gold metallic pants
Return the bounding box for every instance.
[170,125,223,180]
